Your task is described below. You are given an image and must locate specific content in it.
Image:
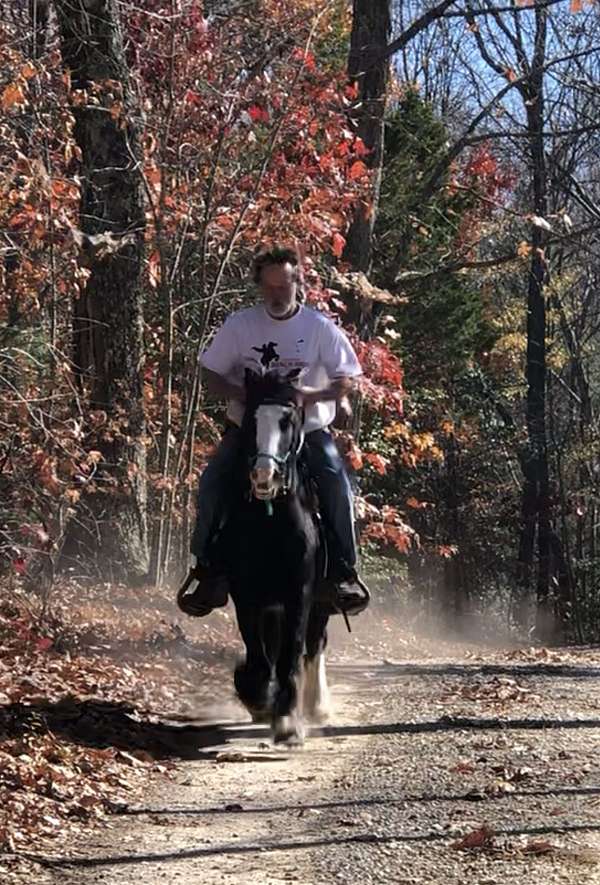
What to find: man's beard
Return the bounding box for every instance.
[267,299,296,318]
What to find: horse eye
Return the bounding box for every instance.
[280,414,292,431]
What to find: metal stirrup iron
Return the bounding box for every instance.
[177,568,197,609]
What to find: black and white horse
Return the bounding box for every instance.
[217,370,331,745]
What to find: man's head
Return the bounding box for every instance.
[252,245,303,319]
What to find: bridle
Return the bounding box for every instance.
[249,398,305,502]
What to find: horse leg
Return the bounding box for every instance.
[272,596,308,746]
[233,602,275,721]
[304,606,331,724]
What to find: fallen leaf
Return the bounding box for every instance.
[524,839,555,855]
[486,779,516,796]
[452,761,476,774]
[452,824,495,850]
[215,750,288,763]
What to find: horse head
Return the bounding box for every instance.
[243,368,305,502]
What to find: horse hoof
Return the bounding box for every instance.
[272,715,305,747]
[249,708,271,724]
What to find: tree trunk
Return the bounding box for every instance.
[54,0,149,583]
[514,6,555,637]
[343,0,391,280]
[443,426,467,617]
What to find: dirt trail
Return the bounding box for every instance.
[19,615,600,885]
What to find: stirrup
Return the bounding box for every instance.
[334,576,371,630]
[176,568,206,617]
[314,575,371,631]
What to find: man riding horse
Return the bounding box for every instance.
[178,244,370,619]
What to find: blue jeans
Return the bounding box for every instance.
[190,427,357,568]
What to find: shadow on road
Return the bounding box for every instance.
[31,822,600,869]
[119,783,600,818]
[2,677,599,759]
[333,661,600,681]
[0,698,265,759]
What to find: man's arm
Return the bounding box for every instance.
[298,376,356,406]
[202,368,245,403]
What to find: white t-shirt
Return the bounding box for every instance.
[200,304,362,432]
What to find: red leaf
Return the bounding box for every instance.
[353,138,370,158]
[292,48,316,70]
[365,453,388,475]
[406,497,429,510]
[349,160,368,181]
[346,442,363,470]
[248,104,269,123]
[148,250,161,289]
[184,89,202,107]
[330,297,347,313]
[452,825,495,850]
[35,637,53,652]
[524,839,554,854]
[12,558,27,575]
[331,232,345,258]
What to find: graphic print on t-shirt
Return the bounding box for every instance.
[200,304,362,432]
[251,341,280,369]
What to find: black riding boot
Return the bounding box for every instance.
[177,560,229,617]
[316,559,371,616]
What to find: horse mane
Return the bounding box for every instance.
[244,369,301,409]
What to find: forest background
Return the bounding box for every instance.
[2,0,600,649]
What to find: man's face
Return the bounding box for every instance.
[259,262,298,319]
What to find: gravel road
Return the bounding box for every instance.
[21,615,600,885]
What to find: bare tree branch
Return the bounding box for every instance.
[382,0,567,63]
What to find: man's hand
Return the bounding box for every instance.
[297,377,355,406]
[331,395,353,429]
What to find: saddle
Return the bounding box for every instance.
[177,456,370,623]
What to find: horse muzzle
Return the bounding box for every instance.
[251,466,280,500]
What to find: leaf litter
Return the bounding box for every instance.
[452,824,600,864]
[0,578,237,856]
